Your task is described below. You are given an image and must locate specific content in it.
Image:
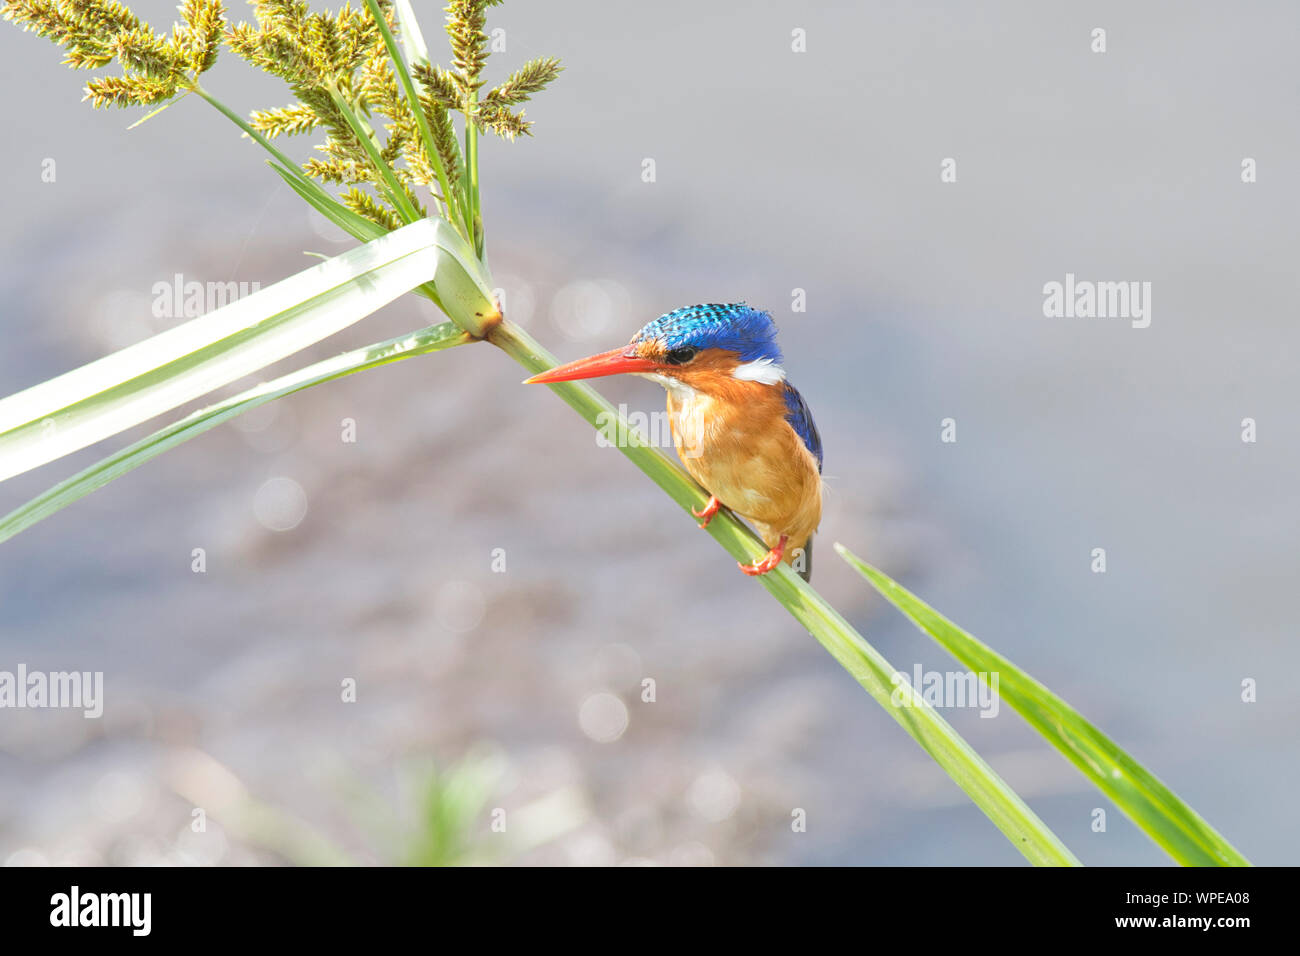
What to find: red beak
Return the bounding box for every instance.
[523,347,661,384]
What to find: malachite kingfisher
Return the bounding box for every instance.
[525,303,823,580]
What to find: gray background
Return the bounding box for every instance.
[0,0,1295,865]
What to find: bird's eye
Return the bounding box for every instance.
[664,347,698,365]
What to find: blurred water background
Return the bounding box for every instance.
[1,0,1297,865]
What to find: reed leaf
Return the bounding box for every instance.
[0,218,491,482]
[0,321,470,543]
[835,545,1251,866]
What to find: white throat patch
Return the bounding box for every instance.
[636,371,698,400]
[732,357,786,385]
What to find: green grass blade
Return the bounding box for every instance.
[364,0,468,234]
[324,83,422,224]
[193,86,356,221]
[0,322,470,544]
[267,160,387,244]
[0,219,449,482]
[835,545,1251,867]
[392,0,430,68]
[490,321,1080,866]
[266,161,450,315]
[266,167,492,336]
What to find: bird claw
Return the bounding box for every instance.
[691,495,721,529]
[738,554,780,576]
[738,535,788,576]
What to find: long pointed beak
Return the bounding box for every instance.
[523,347,662,384]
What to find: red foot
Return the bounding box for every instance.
[739,535,788,577]
[691,495,721,529]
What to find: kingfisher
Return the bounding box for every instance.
[525,303,823,580]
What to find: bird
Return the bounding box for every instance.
[524,303,823,580]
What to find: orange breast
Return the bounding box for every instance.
[666,374,822,554]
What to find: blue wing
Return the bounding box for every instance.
[782,382,823,472]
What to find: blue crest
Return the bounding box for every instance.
[633,303,821,470]
[632,303,783,364]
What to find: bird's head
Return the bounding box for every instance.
[524,303,786,394]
